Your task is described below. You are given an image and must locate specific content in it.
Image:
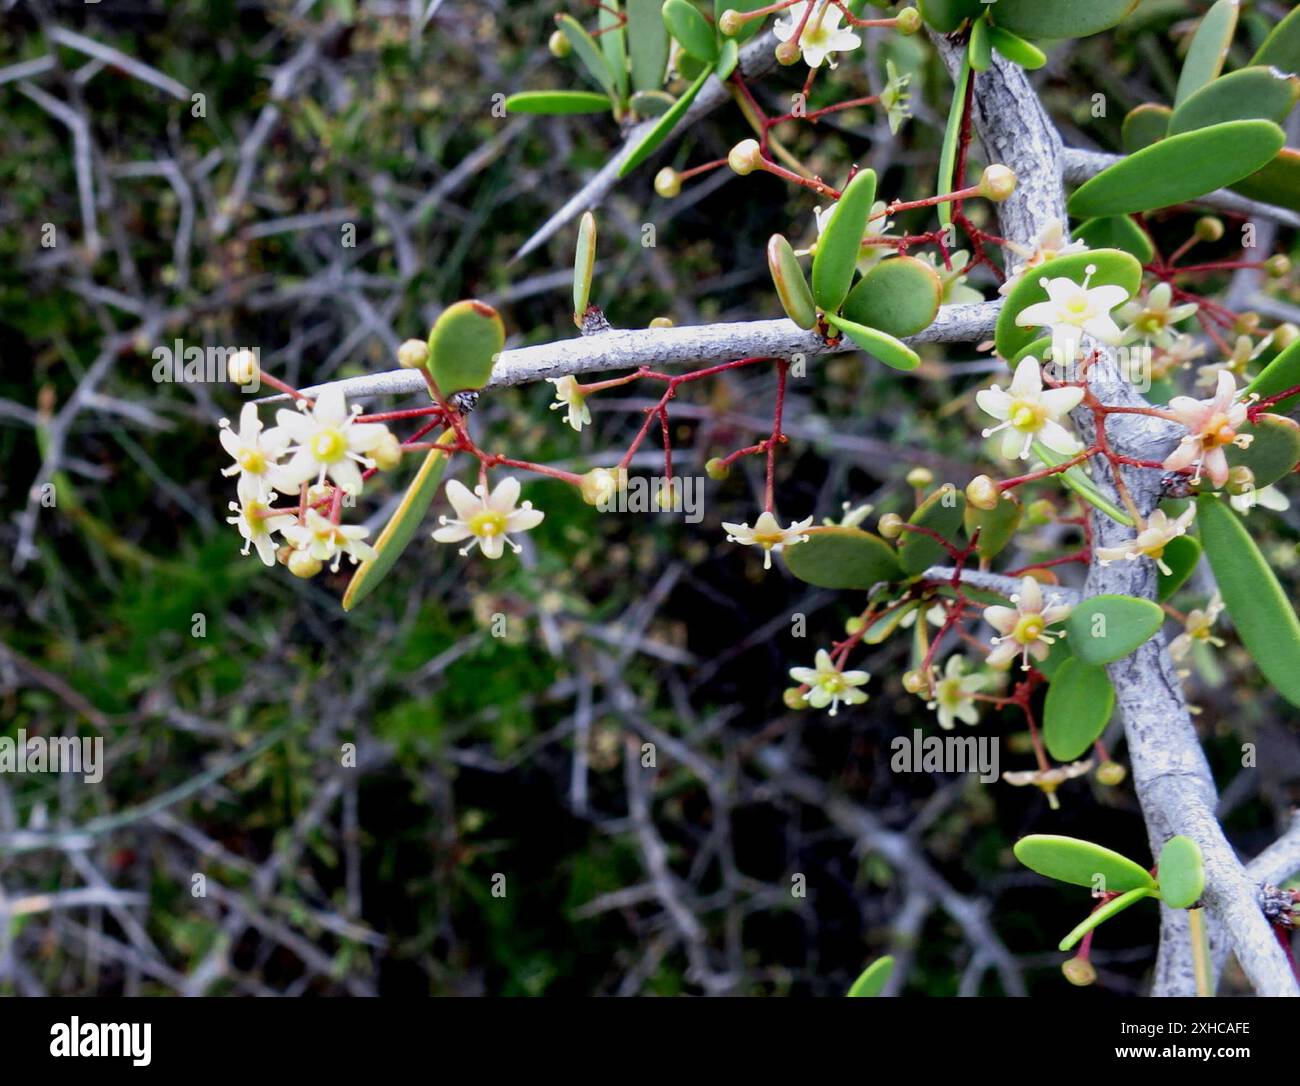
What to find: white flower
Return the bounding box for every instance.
[1168,593,1226,662]
[1230,483,1289,515]
[1014,264,1130,367]
[1162,369,1252,487]
[999,221,1088,296]
[219,403,289,502]
[432,477,544,559]
[282,508,376,572]
[900,602,948,629]
[983,576,1072,671]
[1003,758,1093,809]
[1119,282,1199,349]
[1152,333,1206,380]
[272,387,391,497]
[774,0,861,69]
[1196,332,1272,390]
[1095,506,1196,575]
[976,357,1085,461]
[547,376,592,433]
[880,59,912,134]
[788,648,869,715]
[226,498,296,566]
[926,655,989,729]
[722,511,814,569]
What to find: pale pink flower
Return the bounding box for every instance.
[1162,369,1253,487]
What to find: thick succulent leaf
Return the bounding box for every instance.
[662,0,718,62]
[963,492,1022,560]
[715,37,739,80]
[936,52,971,229]
[863,602,918,644]
[1231,147,1300,213]
[342,431,456,611]
[767,234,817,330]
[630,89,675,117]
[1245,335,1300,414]
[1067,120,1286,217]
[968,14,992,71]
[987,25,1046,69]
[846,955,894,997]
[1066,594,1165,665]
[1121,103,1172,152]
[1157,836,1206,909]
[995,248,1142,361]
[600,0,630,102]
[1168,66,1299,136]
[427,300,504,396]
[812,168,878,313]
[1073,216,1155,264]
[628,0,671,91]
[505,90,613,115]
[1044,657,1115,761]
[1015,834,1157,893]
[1173,0,1240,108]
[783,525,904,589]
[899,485,965,575]
[619,63,711,177]
[918,0,983,33]
[1058,888,1159,953]
[1251,4,1300,71]
[823,314,921,372]
[1225,413,1300,488]
[987,0,1139,40]
[1157,534,1201,601]
[1197,495,1300,708]
[841,256,942,338]
[558,14,619,98]
[574,211,597,322]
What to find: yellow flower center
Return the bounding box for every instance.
[1009,400,1045,432]
[238,449,267,473]
[753,530,785,548]
[1065,296,1090,317]
[1137,312,1165,332]
[1011,614,1045,645]
[310,428,348,462]
[936,678,963,707]
[820,673,844,694]
[1200,413,1236,449]
[467,510,508,538]
[245,501,269,534]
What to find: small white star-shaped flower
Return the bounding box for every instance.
[1014,264,1129,367]
[722,511,814,569]
[774,1,861,69]
[226,497,296,566]
[1162,369,1253,487]
[788,649,870,715]
[1095,506,1196,575]
[271,387,391,497]
[219,403,289,502]
[281,508,376,572]
[983,576,1072,671]
[926,655,989,730]
[976,357,1085,461]
[547,376,592,432]
[432,477,544,559]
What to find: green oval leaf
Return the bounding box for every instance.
[1245,324,1300,413]
[715,36,739,80]
[987,25,1047,69]
[662,0,717,62]
[988,0,1139,40]
[995,248,1142,361]
[783,525,903,589]
[1058,887,1159,953]
[899,485,965,575]
[812,169,878,313]
[1225,413,1300,488]
[1168,66,1299,136]
[918,0,983,33]
[1067,120,1286,218]
[846,955,894,997]
[968,14,993,71]
[963,492,1022,560]
[767,234,817,330]
[574,211,597,322]
[841,256,942,338]
[1157,835,1206,909]
[1197,494,1300,708]
[558,14,619,98]
[628,0,671,91]
[1252,4,1300,71]
[1073,216,1155,265]
[505,90,613,115]
[1044,657,1115,761]
[1121,103,1172,152]
[1157,533,1201,601]
[342,431,456,611]
[936,52,972,229]
[1174,0,1239,108]
[618,63,711,177]
[1015,835,1157,893]
[1231,147,1300,213]
[599,0,630,102]
[629,89,675,117]
[427,300,504,396]
[823,313,921,372]
[1066,593,1165,665]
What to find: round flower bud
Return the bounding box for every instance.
[845,616,865,636]
[1266,254,1292,279]
[1273,322,1299,350]
[782,687,808,710]
[978,165,1017,203]
[1061,957,1096,987]
[580,467,620,507]
[372,431,403,471]
[288,550,322,579]
[728,138,763,176]
[775,39,801,65]
[718,8,745,36]
[1095,761,1127,787]
[1226,465,1255,496]
[1026,498,1055,526]
[705,457,730,481]
[905,466,934,489]
[227,349,260,386]
[965,474,1000,511]
[654,167,682,199]
[1193,216,1224,243]
[275,544,294,566]
[901,669,928,695]
[397,338,430,369]
[878,512,905,540]
[896,6,922,34]
[548,29,571,58]
[649,316,674,329]
[1234,311,1261,336]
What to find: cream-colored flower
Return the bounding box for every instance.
[1230,483,1290,516]
[1162,369,1253,487]
[1014,265,1129,367]
[1168,592,1226,662]
[926,655,989,729]
[788,648,869,715]
[547,375,592,432]
[983,576,1072,671]
[219,402,289,502]
[900,602,948,629]
[282,508,376,572]
[272,387,391,497]
[1003,758,1093,810]
[432,477,544,559]
[1151,333,1206,380]
[226,498,296,566]
[880,59,912,134]
[1095,506,1196,576]
[1196,332,1272,389]
[999,220,1088,296]
[1119,282,1199,348]
[773,0,861,69]
[976,357,1085,461]
[722,511,814,569]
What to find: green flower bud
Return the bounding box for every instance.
[783,686,808,710]
[978,165,1017,203]
[896,7,921,34]
[705,457,730,481]
[654,167,682,198]
[728,138,763,176]
[1062,957,1096,986]
[397,338,430,369]
[288,550,322,579]
[878,513,905,540]
[965,475,1000,511]
[1095,761,1127,787]
[1193,216,1224,243]
[548,30,571,58]
[905,466,934,489]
